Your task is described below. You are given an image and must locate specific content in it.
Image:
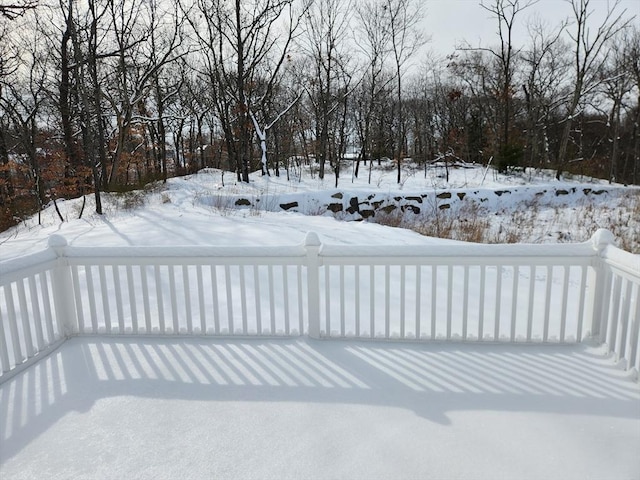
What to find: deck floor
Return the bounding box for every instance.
[1,336,639,480]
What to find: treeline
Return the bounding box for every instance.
[0,0,638,230]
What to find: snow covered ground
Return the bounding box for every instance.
[1,163,639,479]
[1,162,639,260]
[1,337,639,480]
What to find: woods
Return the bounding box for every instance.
[0,0,638,230]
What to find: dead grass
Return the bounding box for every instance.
[370,191,640,253]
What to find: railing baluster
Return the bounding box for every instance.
[369,266,375,338]
[17,279,35,357]
[40,271,55,341]
[478,265,485,340]
[168,266,179,334]
[141,265,152,334]
[28,275,44,350]
[384,265,390,338]
[210,265,220,334]
[494,265,502,341]
[283,266,290,336]
[462,265,469,341]
[71,266,85,334]
[510,266,519,342]
[225,265,234,334]
[113,266,124,333]
[183,265,192,334]
[415,265,421,339]
[126,265,137,334]
[154,265,165,333]
[85,266,98,333]
[526,265,535,342]
[4,284,23,364]
[254,265,262,335]
[267,265,275,334]
[615,278,632,362]
[400,265,406,339]
[0,307,10,372]
[576,266,588,341]
[626,283,640,371]
[607,275,622,351]
[239,265,247,334]
[446,265,453,340]
[431,265,437,340]
[297,264,304,335]
[340,265,345,337]
[543,265,553,342]
[325,266,331,336]
[197,265,206,334]
[355,265,361,337]
[560,265,570,342]
[99,266,111,333]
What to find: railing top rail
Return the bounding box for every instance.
[0,249,58,281]
[601,244,640,280]
[62,244,307,260]
[319,241,597,259]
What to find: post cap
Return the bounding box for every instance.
[591,229,615,251]
[48,234,68,248]
[304,231,321,247]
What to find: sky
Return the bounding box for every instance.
[422,0,639,56]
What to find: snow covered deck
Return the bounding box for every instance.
[2,336,639,480]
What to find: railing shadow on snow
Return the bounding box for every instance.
[1,335,639,463]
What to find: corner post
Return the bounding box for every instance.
[587,229,615,342]
[305,232,322,339]
[48,235,78,336]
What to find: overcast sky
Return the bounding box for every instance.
[422,0,638,56]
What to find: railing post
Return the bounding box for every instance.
[305,232,321,339]
[48,235,78,336]
[586,229,615,342]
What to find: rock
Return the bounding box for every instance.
[280,201,298,211]
[439,203,451,210]
[360,209,375,219]
[437,192,451,199]
[403,205,421,214]
[331,192,343,199]
[457,192,466,200]
[235,198,251,206]
[346,196,360,214]
[327,203,343,213]
[405,196,423,203]
[381,204,397,214]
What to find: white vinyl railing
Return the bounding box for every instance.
[1,230,638,381]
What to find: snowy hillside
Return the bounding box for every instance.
[1,163,639,260]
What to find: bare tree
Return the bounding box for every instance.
[521,17,569,168]
[458,0,535,171]
[0,14,56,223]
[384,0,425,183]
[598,31,634,183]
[555,0,632,179]
[300,0,355,181]
[0,0,37,20]
[186,0,305,182]
[353,0,394,180]
[105,0,186,188]
[626,27,640,184]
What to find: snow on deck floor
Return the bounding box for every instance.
[1,337,639,480]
